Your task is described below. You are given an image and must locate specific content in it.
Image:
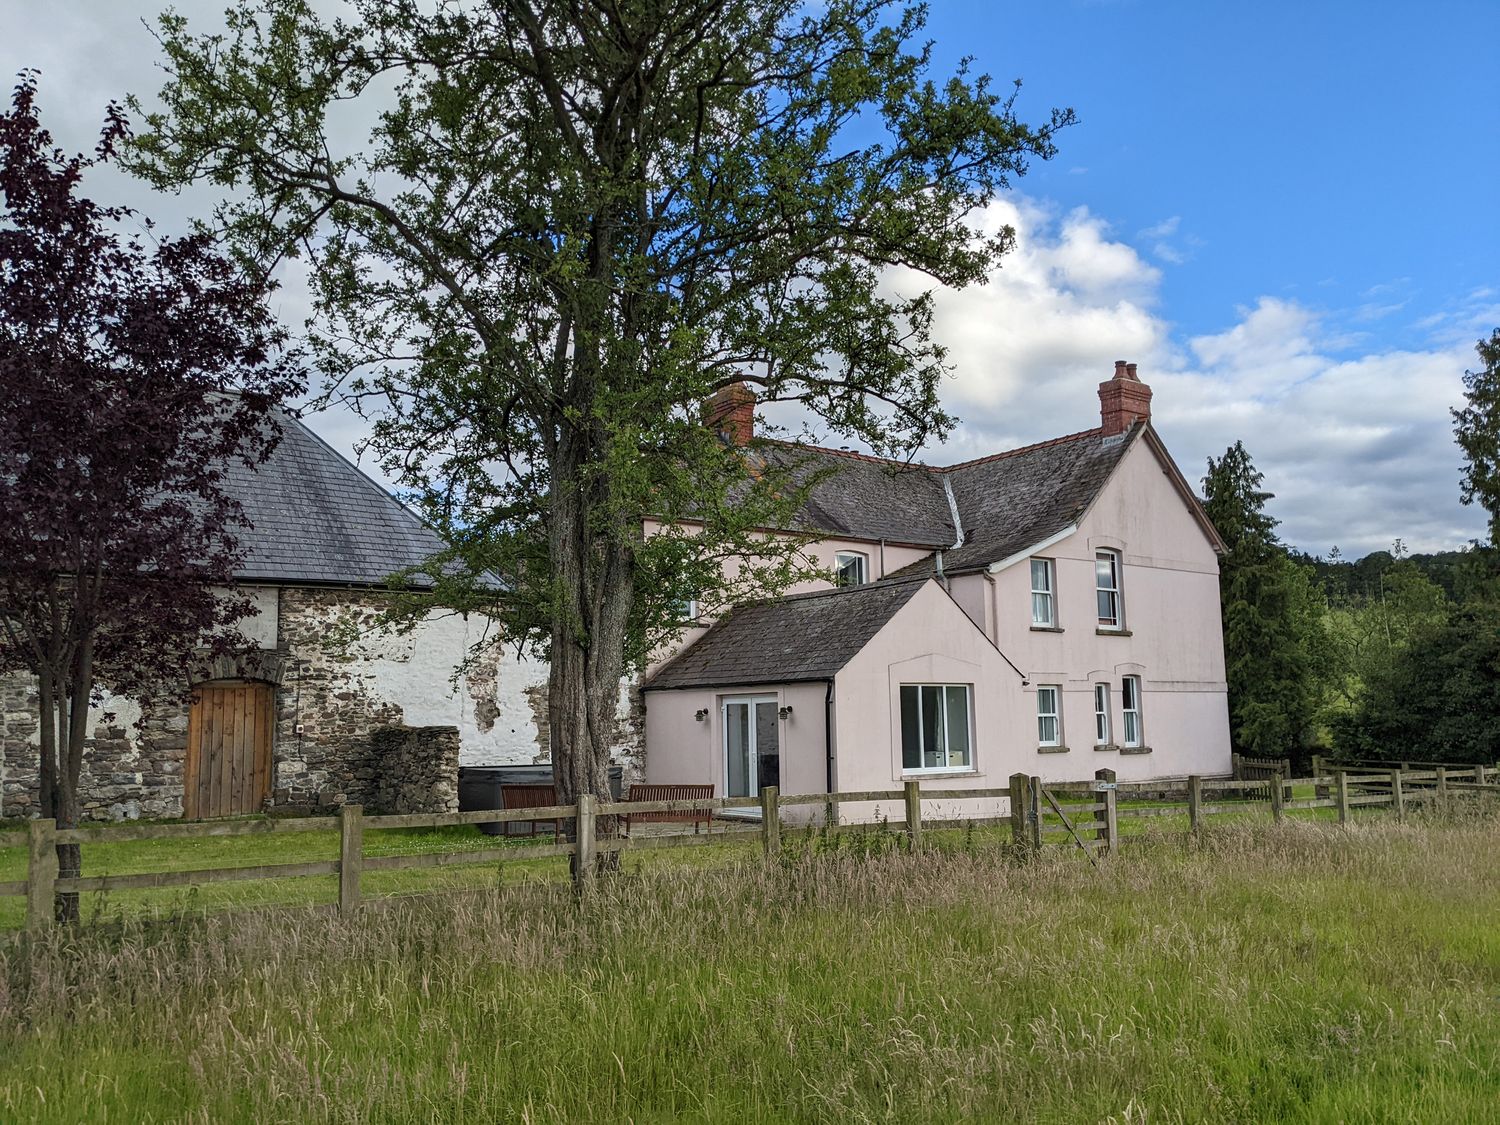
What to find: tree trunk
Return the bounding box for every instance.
[53,642,94,924]
[547,427,635,877]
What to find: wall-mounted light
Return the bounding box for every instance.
[695,708,709,722]
[778,705,794,720]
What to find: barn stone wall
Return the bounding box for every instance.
[1,585,645,822]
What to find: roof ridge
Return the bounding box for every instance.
[936,426,1106,473]
[759,438,934,470]
[760,426,1108,475]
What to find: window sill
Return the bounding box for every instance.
[1096,628,1133,637]
[1036,745,1070,754]
[1029,625,1064,633]
[1094,743,1120,752]
[1119,745,1153,756]
[901,768,980,779]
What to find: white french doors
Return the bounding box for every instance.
[723,695,781,798]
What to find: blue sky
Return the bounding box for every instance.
[3,0,1497,556]
[923,0,1497,352]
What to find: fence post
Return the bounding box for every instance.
[26,818,58,932]
[1477,765,1488,786]
[1311,755,1327,799]
[1009,773,1031,853]
[1188,774,1203,833]
[1436,766,1448,807]
[1390,769,1405,822]
[903,779,923,851]
[1270,771,1285,823]
[1335,770,1350,826]
[1232,752,1242,780]
[1094,768,1118,855]
[338,804,364,915]
[1028,776,1043,850]
[574,793,596,887]
[760,785,781,858]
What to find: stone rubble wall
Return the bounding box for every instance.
[1,585,645,822]
[368,725,460,814]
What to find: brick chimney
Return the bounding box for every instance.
[704,382,756,446]
[1098,359,1152,436]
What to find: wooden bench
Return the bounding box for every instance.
[622,783,715,835]
[500,783,564,837]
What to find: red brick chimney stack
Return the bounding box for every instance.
[1098,359,1153,436]
[704,381,756,446]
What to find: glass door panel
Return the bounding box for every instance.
[755,700,780,791]
[725,700,753,798]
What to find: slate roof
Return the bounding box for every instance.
[751,444,956,547]
[921,425,1138,575]
[760,423,1142,576]
[225,406,447,586]
[644,577,930,690]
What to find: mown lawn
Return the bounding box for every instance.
[1,807,1497,1123]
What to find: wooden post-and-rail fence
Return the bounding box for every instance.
[3,765,1496,932]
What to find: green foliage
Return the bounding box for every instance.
[1454,328,1500,545]
[1202,442,1326,757]
[124,0,1073,789]
[1333,600,1500,764]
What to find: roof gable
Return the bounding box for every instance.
[225,407,447,586]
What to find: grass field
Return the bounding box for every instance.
[2,807,1498,1123]
[0,786,1331,931]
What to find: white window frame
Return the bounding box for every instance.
[835,551,869,587]
[1094,682,1112,746]
[1030,557,1056,627]
[679,596,699,622]
[899,683,973,774]
[1122,676,1143,747]
[1036,685,1062,748]
[1096,550,1123,629]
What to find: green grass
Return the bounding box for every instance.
[0,787,1401,931]
[2,808,1498,1122]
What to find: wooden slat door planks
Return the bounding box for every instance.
[185,681,273,819]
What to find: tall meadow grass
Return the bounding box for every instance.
[2,810,1497,1122]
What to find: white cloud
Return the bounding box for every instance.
[885,201,1485,557]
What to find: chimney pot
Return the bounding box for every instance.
[1098,359,1152,436]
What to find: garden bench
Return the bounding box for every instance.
[500,783,564,837]
[622,783,715,835]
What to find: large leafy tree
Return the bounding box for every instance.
[0,77,303,917]
[128,0,1073,808]
[1202,441,1326,758]
[1454,329,1500,545]
[1333,600,1500,765]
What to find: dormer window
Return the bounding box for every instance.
[835,551,868,587]
[1096,550,1123,629]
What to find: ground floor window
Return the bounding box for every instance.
[900,684,972,771]
[1036,685,1062,747]
[1122,675,1143,747]
[1094,683,1111,745]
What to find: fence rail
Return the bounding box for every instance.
[4,765,1495,931]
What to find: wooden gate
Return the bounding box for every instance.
[184,680,274,819]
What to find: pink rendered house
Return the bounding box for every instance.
[642,361,1231,822]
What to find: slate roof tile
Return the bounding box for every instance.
[225,406,446,587]
[644,577,930,690]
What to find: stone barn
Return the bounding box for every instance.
[0,408,641,822]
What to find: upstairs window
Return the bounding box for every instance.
[1096,550,1123,629]
[1094,683,1112,746]
[900,684,972,771]
[835,551,868,587]
[1030,558,1056,626]
[1122,676,1143,747]
[1036,685,1062,747]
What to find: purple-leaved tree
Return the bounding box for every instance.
[0,75,304,920]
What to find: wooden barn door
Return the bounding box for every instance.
[184,681,274,819]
